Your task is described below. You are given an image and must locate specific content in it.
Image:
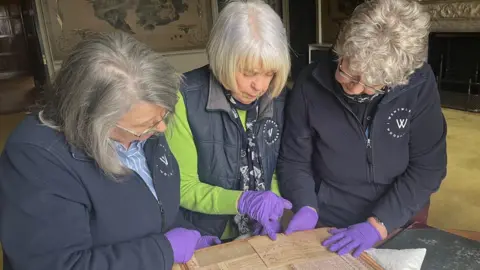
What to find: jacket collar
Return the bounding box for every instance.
[311,47,428,105]
[206,73,231,112]
[311,48,339,93]
[69,144,91,161]
[379,66,428,104]
[69,137,158,162]
[206,71,274,119]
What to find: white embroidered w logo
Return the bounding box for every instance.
[159,155,168,166]
[396,119,408,129]
[268,128,273,137]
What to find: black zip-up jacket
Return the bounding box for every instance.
[277,50,447,233]
[0,115,199,270]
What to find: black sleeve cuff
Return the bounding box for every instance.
[152,234,174,269]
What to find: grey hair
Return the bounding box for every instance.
[207,0,290,97]
[39,31,181,179]
[334,0,430,87]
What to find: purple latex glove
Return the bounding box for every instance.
[165,228,201,263]
[237,191,292,240]
[284,206,318,235]
[252,220,282,240]
[195,235,221,250]
[322,222,382,258]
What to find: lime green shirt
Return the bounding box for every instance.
[167,92,281,239]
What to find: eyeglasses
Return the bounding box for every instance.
[338,59,387,94]
[116,111,170,138]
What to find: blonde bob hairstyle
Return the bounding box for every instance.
[334,0,430,87]
[207,0,290,98]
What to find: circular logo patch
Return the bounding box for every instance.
[263,120,280,145]
[386,107,411,139]
[157,143,174,177]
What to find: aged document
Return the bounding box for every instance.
[173,228,383,270]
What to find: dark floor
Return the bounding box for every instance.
[0,76,36,115]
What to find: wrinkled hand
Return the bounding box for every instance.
[322,222,382,258]
[284,206,318,235]
[252,219,282,240]
[165,228,201,263]
[196,235,221,250]
[237,191,292,240]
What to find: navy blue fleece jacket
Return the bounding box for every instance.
[0,115,199,270]
[277,50,447,233]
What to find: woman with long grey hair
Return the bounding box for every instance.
[278,0,447,258]
[0,32,219,270]
[167,0,292,242]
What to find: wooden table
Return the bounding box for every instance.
[375,223,480,248]
[378,224,480,270]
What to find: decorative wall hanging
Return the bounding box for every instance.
[36,0,215,63]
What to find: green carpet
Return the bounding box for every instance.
[429,109,480,232]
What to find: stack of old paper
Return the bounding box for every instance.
[173,228,383,270]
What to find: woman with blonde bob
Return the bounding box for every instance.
[278,0,447,258]
[167,0,292,241]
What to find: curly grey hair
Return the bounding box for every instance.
[39,31,181,178]
[334,0,431,87]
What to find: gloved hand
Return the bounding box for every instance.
[321,222,382,258]
[252,219,282,240]
[284,206,318,235]
[165,228,201,263]
[196,235,221,250]
[237,191,292,240]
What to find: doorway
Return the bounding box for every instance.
[0,0,45,114]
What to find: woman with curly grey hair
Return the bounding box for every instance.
[278,0,447,257]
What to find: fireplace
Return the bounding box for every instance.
[428,32,480,112]
[416,0,480,112]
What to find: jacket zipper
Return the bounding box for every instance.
[156,199,166,232]
[143,141,167,231]
[232,111,243,187]
[150,156,167,231]
[363,100,376,185]
[366,131,375,185]
[134,171,167,231]
[333,96,376,184]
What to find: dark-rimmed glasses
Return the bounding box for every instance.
[338,59,387,94]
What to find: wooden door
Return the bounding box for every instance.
[21,0,47,87]
[0,1,29,79]
[289,0,317,80]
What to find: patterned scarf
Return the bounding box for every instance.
[342,91,380,103]
[224,91,266,236]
